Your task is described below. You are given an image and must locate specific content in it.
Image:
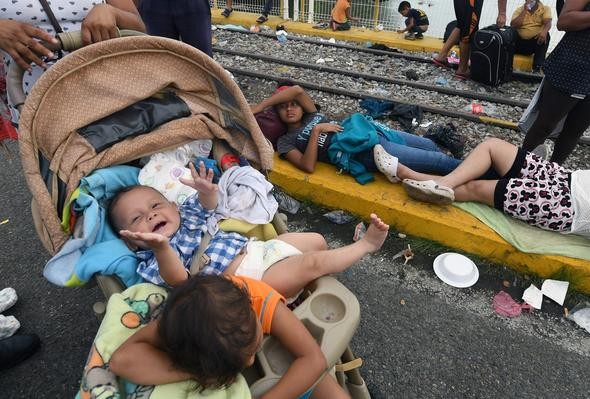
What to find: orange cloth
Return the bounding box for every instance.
[511,2,552,40]
[331,0,350,23]
[230,275,285,334]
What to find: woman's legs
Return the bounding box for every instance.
[521,81,579,153]
[400,138,518,205]
[261,215,389,298]
[550,97,590,164]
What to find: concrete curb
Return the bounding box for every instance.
[269,155,590,294]
[211,10,534,71]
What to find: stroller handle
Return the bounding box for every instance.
[7,29,145,114]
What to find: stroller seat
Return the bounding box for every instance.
[15,33,370,398]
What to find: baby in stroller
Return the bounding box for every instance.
[108,160,389,298]
[107,160,388,398]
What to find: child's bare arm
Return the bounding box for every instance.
[109,321,194,385]
[180,161,218,210]
[261,302,327,399]
[119,231,188,286]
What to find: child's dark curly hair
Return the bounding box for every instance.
[158,275,258,390]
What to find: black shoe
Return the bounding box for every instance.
[221,8,232,17]
[415,32,424,39]
[0,334,40,370]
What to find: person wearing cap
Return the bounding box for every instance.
[510,0,552,73]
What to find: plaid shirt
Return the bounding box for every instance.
[136,194,249,286]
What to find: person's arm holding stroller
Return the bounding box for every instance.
[81,0,146,45]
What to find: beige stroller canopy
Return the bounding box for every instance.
[18,36,273,254]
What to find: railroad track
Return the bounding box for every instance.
[216,26,543,84]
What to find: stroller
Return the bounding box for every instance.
[14,32,371,398]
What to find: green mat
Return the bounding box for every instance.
[454,202,590,262]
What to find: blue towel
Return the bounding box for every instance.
[44,166,144,287]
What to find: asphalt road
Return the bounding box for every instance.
[1,139,590,398]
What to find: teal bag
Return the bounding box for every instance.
[328,113,403,184]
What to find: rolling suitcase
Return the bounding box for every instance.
[470,25,515,86]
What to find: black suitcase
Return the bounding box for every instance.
[470,25,515,86]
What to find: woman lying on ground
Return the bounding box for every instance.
[400,138,590,238]
[251,84,468,182]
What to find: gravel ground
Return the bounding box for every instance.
[212,28,590,171]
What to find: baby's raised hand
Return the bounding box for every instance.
[180,162,218,196]
[120,230,169,252]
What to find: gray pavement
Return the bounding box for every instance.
[2,139,590,398]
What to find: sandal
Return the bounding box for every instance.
[454,72,469,81]
[256,14,268,23]
[402,179,455,205]
[373,144,400,183]
[432,58,450,69]
[221,8,232,17]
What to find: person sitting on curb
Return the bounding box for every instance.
[397,1,429,40]
[510,0,552,73]
[399,138,590,239]
[221,0,233,17]
[330,0,358,31]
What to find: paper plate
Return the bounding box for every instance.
[433,252,479,288]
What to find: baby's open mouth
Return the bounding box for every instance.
[152,221,167,232]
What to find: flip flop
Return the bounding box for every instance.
[454,72,469,81]
[373,144,400,183]
[432,58,450,69]
[402,179,455,205]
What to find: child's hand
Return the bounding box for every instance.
[120,230,169,252]
[315,122,343,134]
[180,161,218,196]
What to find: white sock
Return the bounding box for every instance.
[0,315,20,339]
[0,287,17,314]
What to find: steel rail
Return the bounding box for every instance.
[215,47,530,108]
[217,26,543,83]
[226,66,520,130]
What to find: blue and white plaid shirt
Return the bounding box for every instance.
[136,194,249,285]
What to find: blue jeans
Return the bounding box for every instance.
[357,132,461,175]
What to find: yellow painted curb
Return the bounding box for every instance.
[269,154,590,294]
[211,11,533,71]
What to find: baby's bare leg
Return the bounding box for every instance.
[277,232,328,252]
[262,214,389,298]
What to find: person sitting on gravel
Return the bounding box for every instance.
[330,0,358,31]
[397,1,429,40]
[400,138,590,238]
[267,85,473,183]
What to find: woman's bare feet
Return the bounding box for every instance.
[361,213,389,252]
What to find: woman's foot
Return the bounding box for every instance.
[221,7,233,17]
[360,214,389,253]
[373,144,400,183]
[432,57,450,69]
[402,179,455,205]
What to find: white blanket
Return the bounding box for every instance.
[216,166,278,224]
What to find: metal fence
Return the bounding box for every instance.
[211,0,563,50]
